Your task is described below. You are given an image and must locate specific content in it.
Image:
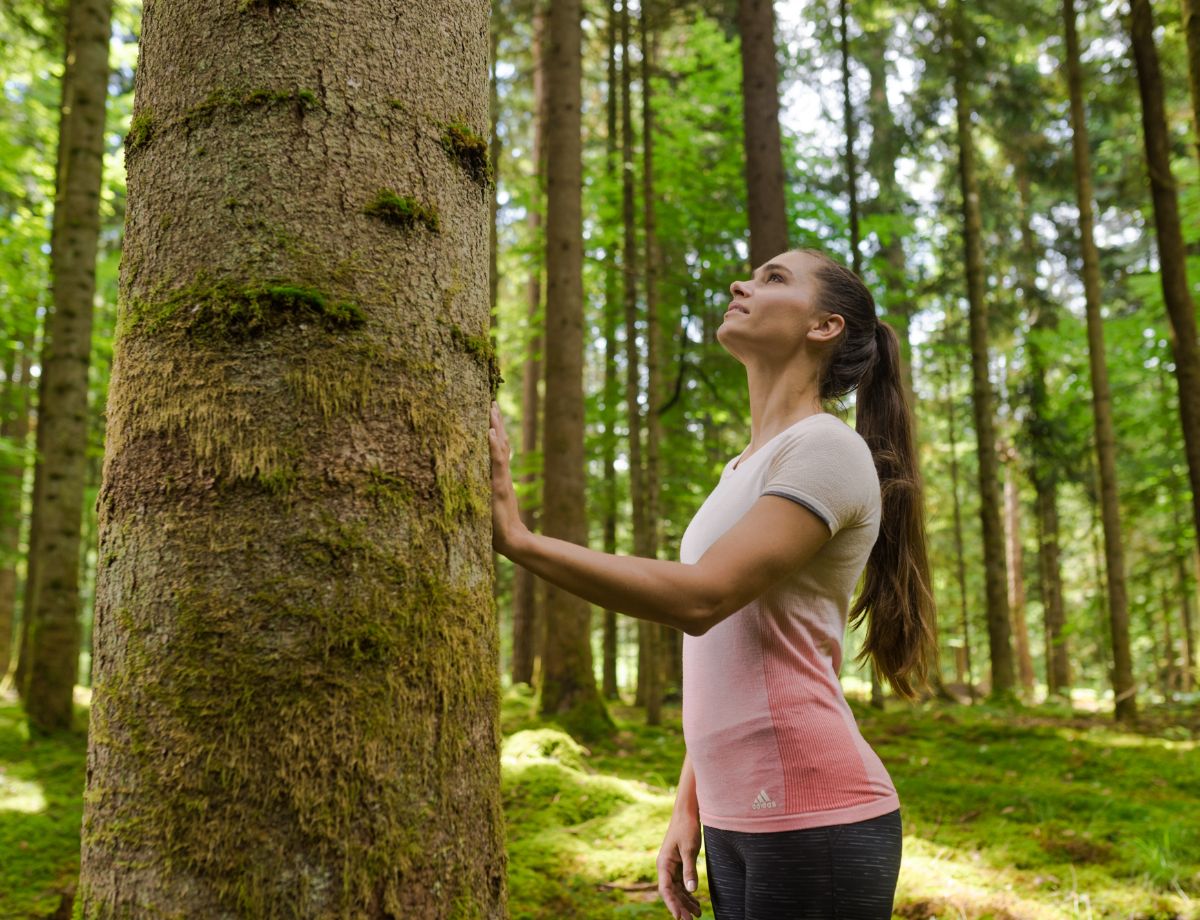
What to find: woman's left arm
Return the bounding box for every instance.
[489,403,832,637]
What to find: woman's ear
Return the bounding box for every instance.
[807,311,845,345]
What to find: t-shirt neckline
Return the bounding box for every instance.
[729,412,831,472]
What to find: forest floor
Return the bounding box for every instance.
[0,685,1197,919]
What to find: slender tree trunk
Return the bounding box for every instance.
[943,316,975,702]
[24,0,112,733]
[512,0,546,688]
[1182,548,1197,692]
[1160,577,1176,696]
[641,6,664,727]
[1065,0,1137,721]
[0,344,33,680]
[1002,441,1035,696]
[1129,0,1200,565]
[540,0,611,738]
[84,0,506,913]
[1014,160,1070,699]
[737,0,788,267]
[838,0,860,274]
[602,0,621,702]
[1181,0,1200,167]
[951,0,1014,699]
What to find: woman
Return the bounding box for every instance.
[489,247,938,920]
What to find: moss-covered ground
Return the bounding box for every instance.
[2,684,1197,919]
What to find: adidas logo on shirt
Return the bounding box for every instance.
[752,789,777,810]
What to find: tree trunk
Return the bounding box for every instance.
[1065,0,1137,721]
[1014,159,1070,699]
[737,0,788,268]
[602,0,621,702]
[0,344,33,680]
[641,7,664,727]
[24,0,112,733]
[1002,441,1035,696]
[951,0,1015,699]
[1183,548,1198,692]
[943,315,975,702]
[512,0,546,688]
[1181,0,1200,167]
[1129,0,1200,566]
[838,0,860,274]
[539,0,611,739]
[79,1,506,915]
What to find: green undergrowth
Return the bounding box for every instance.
[0,691,87,919]
[3,688,1198,918]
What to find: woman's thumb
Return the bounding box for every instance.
[682,848,698,892]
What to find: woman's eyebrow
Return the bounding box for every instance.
[755,262,793,279]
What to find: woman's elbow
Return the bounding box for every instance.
[680,603,720,637]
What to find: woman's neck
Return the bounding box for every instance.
[742,359,824,451]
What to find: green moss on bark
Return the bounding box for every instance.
[439,121,492,187]
[126,110,153,153]
[363,190,440,233]
[181,86,320,130]
[447,323,503,399]
[120,277,366,342]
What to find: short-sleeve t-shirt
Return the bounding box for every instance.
[679,411,899,832]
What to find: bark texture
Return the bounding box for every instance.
[951,1,1015,697]
[1182,0,1200,167]
[737,0,789,268]
[538,0,611,738]
[80,1,506,916]
[1002,443,1035,695]
[1064,0,1136,720]
[24,0,112,732]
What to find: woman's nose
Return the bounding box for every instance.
[730,278,751,297]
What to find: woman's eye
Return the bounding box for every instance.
[768,273,784,282]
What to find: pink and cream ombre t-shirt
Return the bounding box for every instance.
[680,411,899,833]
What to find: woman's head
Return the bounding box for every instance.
[724,246,939,700]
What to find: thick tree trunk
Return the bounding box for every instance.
[80,1,506,915]
[1065,0,1137,721]
[1129,0,1200,566]
[1182,0,1200,167]
[539,0,611,738]
[951,0,1014,698]
[512,0,546,688]
[737,0,788,268]
[642,8,664,727]
[0,344,34,680]
[24,0,112,733]
[602,0,621,702]
[1002,443,1035,696]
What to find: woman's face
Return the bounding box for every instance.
[717,250,843,365]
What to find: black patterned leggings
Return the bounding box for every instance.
[701,808,903,920]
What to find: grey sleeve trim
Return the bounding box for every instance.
[762,490,834,532]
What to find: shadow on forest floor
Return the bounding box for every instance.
[0,686,1196,919]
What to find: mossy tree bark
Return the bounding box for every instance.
[1063,0,1136,721]
[24,0,112,733]
[0,344,34,680]
[951,0,1015,699]
[1129,0,1200,580]
[538,0,612,739]
[512,0,546,689]
[80,0,506,916]
[738,0,789,268]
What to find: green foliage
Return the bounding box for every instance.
[362,189,440,232]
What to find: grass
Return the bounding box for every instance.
[1,685,1197,919]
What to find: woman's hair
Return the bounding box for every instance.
[796,247,939,701]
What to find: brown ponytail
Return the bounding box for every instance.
[798,249,939,701]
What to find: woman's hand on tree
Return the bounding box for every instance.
[657,812,703,919]
[488,401,528,557]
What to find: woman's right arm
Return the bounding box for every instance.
[657,752,703,919]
